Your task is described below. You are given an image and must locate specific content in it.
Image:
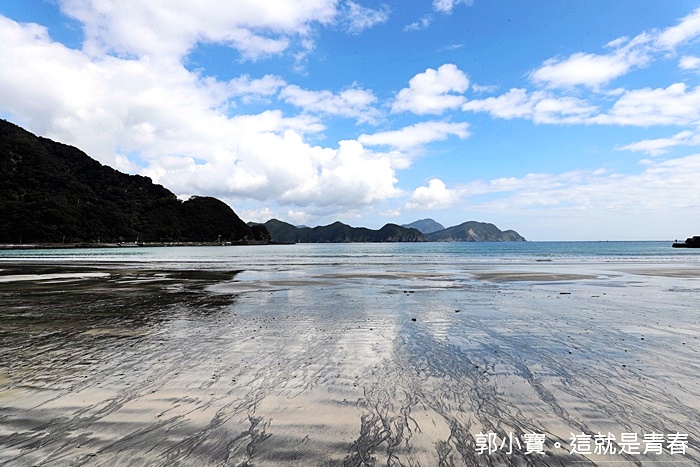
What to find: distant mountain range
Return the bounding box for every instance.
[425,221,525,242]
[0,119,265,244]
[1,119,525,245]
[251,219,425,243]
[402,218,445,234]
[252,218,525,243]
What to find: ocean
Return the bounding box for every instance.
[1,240,697,267]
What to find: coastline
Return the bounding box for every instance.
[1,253,699,465]
[0,240,287,250]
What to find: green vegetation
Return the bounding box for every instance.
[0,119,524,245]
[401,218,445,234]
[0,120,260,244]
[255,219,426,243]
[256,218,525,243]
[425,221,526,242]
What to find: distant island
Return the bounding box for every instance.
[250,219,425,243]
[1,119,525,245]
[252,218,525,243]
[424,221,525,242]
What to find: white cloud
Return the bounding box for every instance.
[114,153,141,173]
[342,1,390,34]
[238,206,278,224]
[286,210,312,225]
[616,130,700,156]
[432,0,473,14]
[462,89,597,124]
[381,208,402,217]
[228,74,287,99]
[276,140,402,207]
[404,15,433,32]
[655,7,700,50]
[462,154,700,215]
[303,153,700,236]
[406,178,458,209]
[279,84,380,123]
[471,83,498,93]
[392,64,469,115]
[679,55,700,70]
[358,121,469,150]
[0,15,400,211]
[58,0,339,60]
[465,82,700,128]
[530,8,700,90]
[529,35,651,89]
[143,132,401,209]
[592,83,700,126]
[530,95,598,124]
[463,89,535,119]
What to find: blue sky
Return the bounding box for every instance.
[1,1,700,240]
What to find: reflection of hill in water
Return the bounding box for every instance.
[0,259,697,465]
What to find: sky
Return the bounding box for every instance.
[1,1,700,240]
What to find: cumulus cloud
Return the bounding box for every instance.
[445,9,700,133]
[655,7,700,50]
[0,15,402,211]
[616,130,700,156]
[392,64,469,115]
[406,178,459,209]
[238,206,278,224]
[464,81,700,128]
[432,0,474,14]
[58,0,339,59]
[279,84,380,123]
[142,132,401,209]
[470,83,498,94]
[342,1,391,34]
[531,52,640,89]
[679,55,700,70]
[283,140,401,206]
[460,159,700,240]
[462,89,597,124]
[404,15,433,32]
[530,8,700,90]
[592,83,700,126]
[462,154,700,215]
[530,34,652,89]
[228,74,287,99]
[358,121,469,150]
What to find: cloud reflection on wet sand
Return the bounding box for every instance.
[0,263,699,465]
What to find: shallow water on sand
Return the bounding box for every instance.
[0,245,699,465]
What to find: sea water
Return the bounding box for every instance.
[0,241,697,268]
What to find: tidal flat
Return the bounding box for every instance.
[0,260,699,466]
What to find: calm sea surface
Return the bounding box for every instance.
[0,241,697,268]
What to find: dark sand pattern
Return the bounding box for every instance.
[1,262,699,465]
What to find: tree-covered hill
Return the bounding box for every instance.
[425,221,526,242]
[0,119,260,244]
[254,219,426,243]
[254,218,526,244]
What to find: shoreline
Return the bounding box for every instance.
[0,240,294,250]
[1,257,698,465]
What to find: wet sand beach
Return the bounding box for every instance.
[1,259,699,466]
